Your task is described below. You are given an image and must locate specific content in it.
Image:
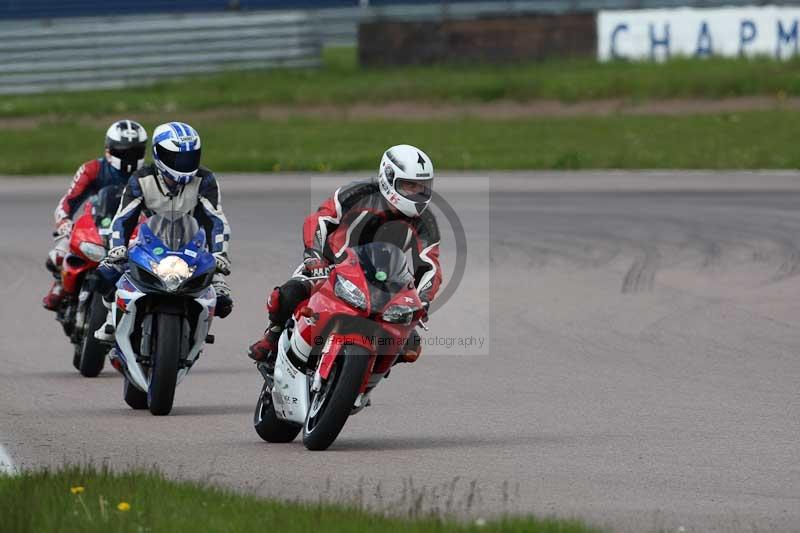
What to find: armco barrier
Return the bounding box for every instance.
[0,11,321,95]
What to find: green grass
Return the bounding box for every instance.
[0,466,599,533]
[2,111,797,174]
[2,47,800,118]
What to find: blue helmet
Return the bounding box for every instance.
[152,122,202,185]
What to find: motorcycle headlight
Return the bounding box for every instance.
[79,242,106,262]
[150,256,195,292]
[334,275,367,310]
[382,305,416,325]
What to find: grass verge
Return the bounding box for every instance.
[1,111,798,174]
[2,47,800,118]
[0,465,599,533]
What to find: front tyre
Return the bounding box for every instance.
[253,381,301,443]
[148,313,186,416]
[79,292,108,377]
[302,344,371,451]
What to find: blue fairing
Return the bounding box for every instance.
[127,221,216,290]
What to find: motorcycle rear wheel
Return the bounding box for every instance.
[148,313,187,416]
[78,292,108,377]
[253,381,301,443]
[302,344,371,451]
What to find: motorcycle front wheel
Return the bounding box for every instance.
[147,313,187,416]
[302,344,371,451]
[78,292,108,377]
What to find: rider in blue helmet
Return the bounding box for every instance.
[94,122,233,341]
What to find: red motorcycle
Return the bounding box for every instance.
[253,242,426,450]
[54,185,121,377]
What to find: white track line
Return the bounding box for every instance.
[0,443,16,475]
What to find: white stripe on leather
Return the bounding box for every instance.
[417,241,440,295]
[335,210,368,258]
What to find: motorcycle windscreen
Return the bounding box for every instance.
[92,185,123,220]
[353,242,415,311]
[145,212,204,251]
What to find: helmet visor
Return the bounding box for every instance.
[156,145,201,174]
[395,178,432,203]
[109,144,145,163]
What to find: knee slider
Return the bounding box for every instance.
[266,287,281,313]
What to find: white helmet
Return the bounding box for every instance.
[151,122,202,185]
[377,144,434,217]
[105,119,147,178]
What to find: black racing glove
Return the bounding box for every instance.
[212,277,233,319]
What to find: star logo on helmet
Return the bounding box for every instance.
[417,153,426,170]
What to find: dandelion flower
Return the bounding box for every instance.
[70,486,85,495]
[117,502,131,512]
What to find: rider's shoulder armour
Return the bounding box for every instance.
[336,178,381,211]
[414,207,440,244]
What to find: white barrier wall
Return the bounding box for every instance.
[598,6,800,61]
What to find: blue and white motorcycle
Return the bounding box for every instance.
[109,212,217,415]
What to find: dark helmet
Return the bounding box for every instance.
[105,119,148,178]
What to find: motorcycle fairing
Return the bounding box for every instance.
[62,206,105,295]
[68,204,104,254]
[270,243,422,429]
[271,329,311,425]
[128,222,216,289]
[112,216,217,394]
[113,272,216,392]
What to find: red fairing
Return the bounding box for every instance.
[293,248,421,394]
[317,333,375,380]
[61,204,103,295]
[69,203,104,253]
[55,160,101,225]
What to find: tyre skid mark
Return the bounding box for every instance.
[621,246,661,294]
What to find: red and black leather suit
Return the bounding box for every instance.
[267,177,443,329]
[54,158,127,229]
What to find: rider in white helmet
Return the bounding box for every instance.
[248,144,442,365]
[94,122,233,341]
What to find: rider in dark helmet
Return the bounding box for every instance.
[247,144,442,365]
[43,120,147,311]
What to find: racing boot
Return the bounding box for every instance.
[247,324,282,365]
[93,297,115,343]
[42,281,65,311]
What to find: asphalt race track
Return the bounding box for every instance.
[1,172,799,532]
